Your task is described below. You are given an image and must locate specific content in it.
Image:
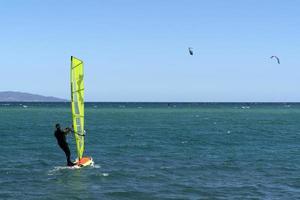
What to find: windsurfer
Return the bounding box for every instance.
[54,123,76,166]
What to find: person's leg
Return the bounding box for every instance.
[61,145,74,166]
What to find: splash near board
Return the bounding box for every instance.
[70,56,93,167]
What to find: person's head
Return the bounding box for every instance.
[55,123,61,129]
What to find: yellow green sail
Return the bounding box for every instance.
[70,56,85,159]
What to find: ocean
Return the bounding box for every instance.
[0,103,300,199]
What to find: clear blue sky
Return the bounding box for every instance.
[1,0,300,102]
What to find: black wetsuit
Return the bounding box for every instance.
[54,128,72,165]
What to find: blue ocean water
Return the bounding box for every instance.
[0,103,300,199]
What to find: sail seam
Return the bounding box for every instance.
[71,88,84,93]
[71,62,83,69]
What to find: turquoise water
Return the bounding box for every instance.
[1,103,300,199]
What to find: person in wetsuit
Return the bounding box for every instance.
[54,123,75,166]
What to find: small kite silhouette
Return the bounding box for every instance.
[270,56,280,64]
[188,47,193,56]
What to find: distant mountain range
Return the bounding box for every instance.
[0,91,67,102]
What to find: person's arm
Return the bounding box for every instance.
[63,127,72,134]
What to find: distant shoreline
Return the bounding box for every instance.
[0,91,66,102]
[0,92,299,104]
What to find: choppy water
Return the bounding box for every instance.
[0,103,300,199]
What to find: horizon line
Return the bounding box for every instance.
[0,101,299,103]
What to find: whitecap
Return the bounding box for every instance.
[47,166,78,175]
[93,164,101,169]
[241,106,250,109]
[102,173,109,177]
[48,162,97,175]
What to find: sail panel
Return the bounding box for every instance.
[71,56,85,159]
